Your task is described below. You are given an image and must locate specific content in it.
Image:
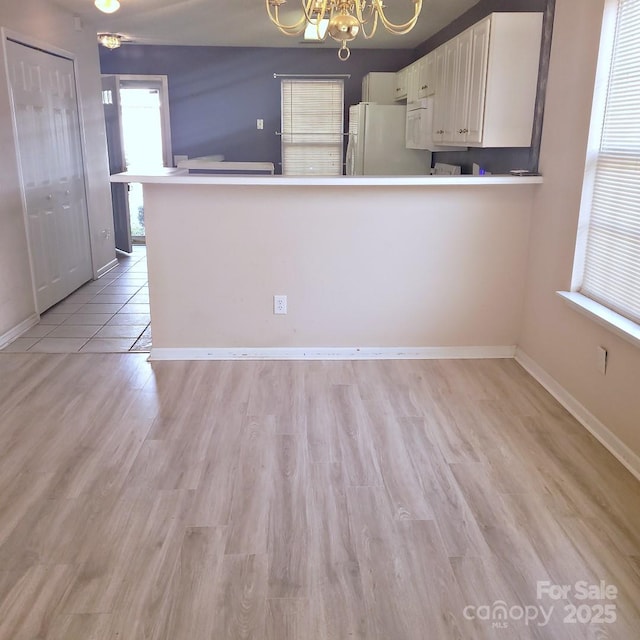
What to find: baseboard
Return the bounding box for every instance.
[149,345,517,362]
[515,347,640,483]
[0,313,39,350]
[96,258,118,279]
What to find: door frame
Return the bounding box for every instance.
[1,27,96,314]
[111,74,173,167]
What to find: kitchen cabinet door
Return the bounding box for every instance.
[406,61,420,102]
[417,52,435,98]
[465,17,491,144]
[394,67,408,101]
[432,44,454,143]
[451,28,473,144]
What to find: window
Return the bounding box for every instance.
[573,0,640,329]
[281,79,344,175]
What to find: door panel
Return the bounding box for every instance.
[7,40,93,313]
[101,75,132,253]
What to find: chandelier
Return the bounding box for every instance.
[266,0,423,60]
[98,33,122,49]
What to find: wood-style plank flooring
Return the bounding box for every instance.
[0,354,639,639]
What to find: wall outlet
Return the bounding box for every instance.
[274,295,287,315]
[597,346,608,375]
[257,119,264,130]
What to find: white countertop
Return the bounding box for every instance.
[110,168,543,186]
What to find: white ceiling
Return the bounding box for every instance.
[50,0,481,49]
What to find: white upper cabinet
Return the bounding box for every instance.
[400,12,543,148]
[417,52,436,99]
[406,61,421,102]
[432,39,457,144]
[436,12,543,147]
[394,67,408,101]
[362,72,397,104]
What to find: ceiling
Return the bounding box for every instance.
[51,0,481,49]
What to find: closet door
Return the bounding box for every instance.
[6,40,92,313]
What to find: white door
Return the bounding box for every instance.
[6,40,92,313]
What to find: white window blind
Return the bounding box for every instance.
[580,0,640,323]
[281,79,344,175]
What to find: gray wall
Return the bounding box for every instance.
[100,46,414,172]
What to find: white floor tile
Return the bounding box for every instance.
[2,338,41,352]
[106,313,150,326]
[94,325,147,339]
[21,324,56,338]
[80,338,137,352]
[79,303,125,314]
[28,338,89,353]
[39,313,73,325]
[62,313,115,326]
[47,325,101,339]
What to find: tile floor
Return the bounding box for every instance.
[3,246,152,354]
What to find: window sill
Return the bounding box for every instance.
[557,291,640,349]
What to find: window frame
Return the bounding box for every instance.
[560,0,640,348]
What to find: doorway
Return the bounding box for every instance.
[102,75,172,251]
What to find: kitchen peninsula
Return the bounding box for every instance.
[112,170,542,360]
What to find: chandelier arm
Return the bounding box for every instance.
[265,0,309,35]
[359,11,379,39]
[374,0,422,33]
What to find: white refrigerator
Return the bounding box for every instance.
[345,103,432,175]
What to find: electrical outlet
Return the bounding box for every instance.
[274,295,287,315]
[257,119,264,130]
[597,346,608,375]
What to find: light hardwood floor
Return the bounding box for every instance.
[0,354,638,639]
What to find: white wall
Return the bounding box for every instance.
[0,0,115,339]
[144,182,536,350]
[519,0,640,456]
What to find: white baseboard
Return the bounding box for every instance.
[515,348,640,483]
[0,313,39,350]
[96,258,118,279]
[149,345,516,362]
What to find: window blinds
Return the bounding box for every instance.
[581,0,640,323]
[281,79,344,175]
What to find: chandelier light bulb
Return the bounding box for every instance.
[95,0,121,14]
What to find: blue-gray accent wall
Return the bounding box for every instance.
[100,46,414,173]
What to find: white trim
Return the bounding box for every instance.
[112,74,173,168]
[0,313,39,350]
[557,291,640,349]
[515,348,640,483]
[96,258,119,279]
[149,345,516,361]
[110,170,544,187]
